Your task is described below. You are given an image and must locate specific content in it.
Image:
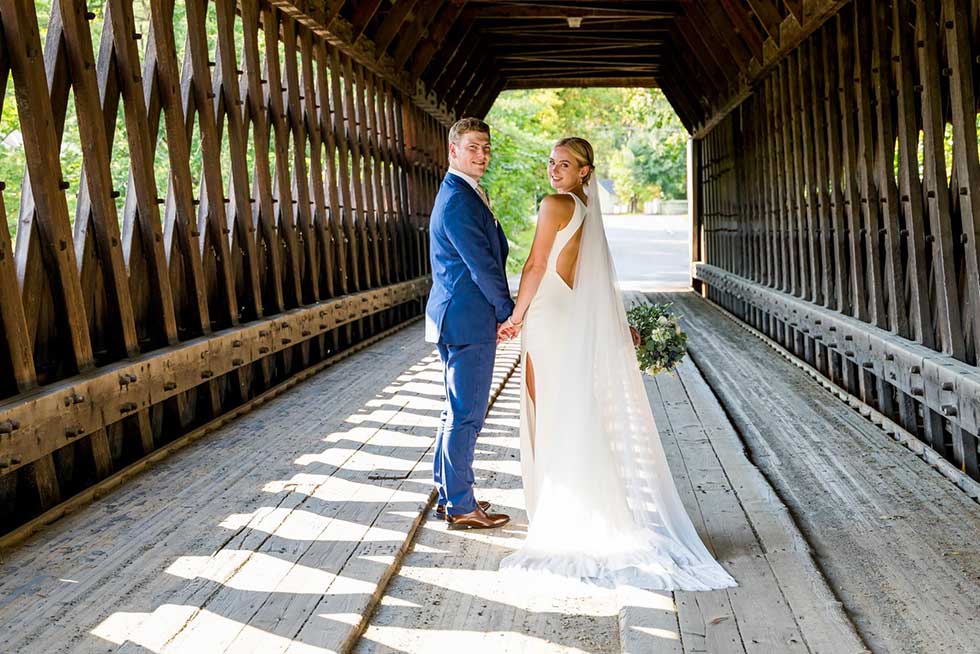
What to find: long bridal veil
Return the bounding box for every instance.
[501,178,737,591]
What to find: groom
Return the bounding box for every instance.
[425,118,513,530]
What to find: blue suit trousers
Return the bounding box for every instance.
[434,342,496,515]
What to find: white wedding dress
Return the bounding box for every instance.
[499,180,737,591]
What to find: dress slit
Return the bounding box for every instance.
[524,351,536,455]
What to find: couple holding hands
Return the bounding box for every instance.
[424,117,736,591]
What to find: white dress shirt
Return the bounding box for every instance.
[448,167,493,213]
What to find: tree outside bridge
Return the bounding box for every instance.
[481,87,687,272]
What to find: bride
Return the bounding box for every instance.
[496,137,737,591]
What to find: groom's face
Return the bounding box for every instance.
[449,130,491,180]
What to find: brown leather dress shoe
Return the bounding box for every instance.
[435,500,490,519]
[446,506,510,531]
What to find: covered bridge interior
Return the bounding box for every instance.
[1,0,980,652]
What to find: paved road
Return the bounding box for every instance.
[509,213,691,293]
[604,213,690,291]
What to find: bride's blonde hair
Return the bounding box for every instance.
[554,137,595,184]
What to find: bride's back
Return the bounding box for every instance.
[549,193,587,290]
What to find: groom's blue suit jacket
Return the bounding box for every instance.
[425,173,515,344]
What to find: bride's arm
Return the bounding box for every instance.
[507,195,573,327]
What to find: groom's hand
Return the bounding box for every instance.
[497,322,517,343]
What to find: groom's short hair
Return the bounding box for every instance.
[448,117,490,146]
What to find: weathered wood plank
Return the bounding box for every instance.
[299,27,335,299]
[666,290,980,653]
[916,0,964,358]
[941,0,980,360]
[891,0,932,349]
[313,37,349,296]
[836,10,868,323]
[281,16,321,304]
[240,0,287,314]
[263,4,307,308]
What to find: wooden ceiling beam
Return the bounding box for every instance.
[474,34,664,45]
[672,18,731,95]
[371,0,420,55]
[503,76,659,89]
[499,43,666,56]
[467,76,506,118]
[718,0,766,62]
[409,2,468,77]
[322,0,347,26]
[469,6,680,18]
[690,0,853,137]
[457,71,500,116]
[349,0,385,41]
[432,35,487,98]
[503,69,661,80]
[664,41,717,114]
[433,32,484,97]
[422,14,475,84]
[744,0,783,41]
[655,69,698,131]
[443,44,490,100]
[480,25,673,35]
[784,0,804,25]
[498,53,665,62]
[497,63,663,77]
[685,1,751,75]
[267,0,453,123]
[392,0,447,64]
[452,56,497,113]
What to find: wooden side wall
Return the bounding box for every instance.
[0,0,447,535]
[693,0,980,483]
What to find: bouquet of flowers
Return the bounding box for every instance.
[626,301,688,376]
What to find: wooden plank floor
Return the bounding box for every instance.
[354,365,624,654]
[355,319,866,654]
[0,325,514,654]
[3,291,978,653]
[656,291,980,654]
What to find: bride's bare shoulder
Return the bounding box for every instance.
[540,193,575,210]
[537,193,575,226]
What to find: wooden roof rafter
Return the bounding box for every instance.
[275,0,866,132]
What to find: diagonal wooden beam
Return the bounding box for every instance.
[718,0,765,62]
[372,0,421,55]
[349,0,385,41]
[410,1,467,78]
[671,19,728,100]
[392,0,447,64]
[784,0,804,25]
[688,0,753,74]
[434,33,484,98]
[745,0,783,41]
[270,0,453,123]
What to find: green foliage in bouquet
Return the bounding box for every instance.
[626,302,688,376]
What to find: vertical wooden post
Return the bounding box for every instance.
[688,136,703,294]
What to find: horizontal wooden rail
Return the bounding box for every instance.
[0,0,448,533]
[692,0,980,483]
[0,277,430,480]
[695,263,980,480]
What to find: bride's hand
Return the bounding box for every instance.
[629,326,642,347]
[497,315,523,342]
